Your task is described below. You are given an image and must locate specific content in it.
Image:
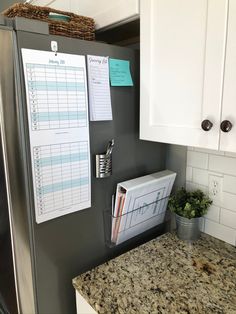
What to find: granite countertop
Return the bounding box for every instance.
[73,233,236,314]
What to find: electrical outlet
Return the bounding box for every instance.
[208,174,222,200]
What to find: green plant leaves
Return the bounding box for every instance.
[168,187,212,219]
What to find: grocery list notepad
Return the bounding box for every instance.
[87,55,112,121]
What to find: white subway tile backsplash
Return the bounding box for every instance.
[187,151,208,169]
[224,151,236,158]
[186,166,193,181]
[221,193,236,213]
[192,168,208,186]
[220,208,236,229]
[204,205,220,222]
[186,146,236,245]
[186,181,208,194]
[186,181,197,191]
[210,191,236,212]
[223,175,236,194]
[194,147,224,156]
[204,219,236,246]
[209,155,236,176]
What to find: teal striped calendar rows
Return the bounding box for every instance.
[28,81,85,92]
[34,152,88,167]
[31,111,86,122]
[37,177,89,195]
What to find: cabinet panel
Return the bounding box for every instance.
[140,0,227,149]
[220,0,236,152]
[75,291,97,314]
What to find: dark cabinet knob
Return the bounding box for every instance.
[220,120,233,133]
[201,119,213,131]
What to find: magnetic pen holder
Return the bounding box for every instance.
[95,153,112,178]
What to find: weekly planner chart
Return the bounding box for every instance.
[22,49,91,223]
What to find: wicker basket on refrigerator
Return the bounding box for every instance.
[2,2,95,40]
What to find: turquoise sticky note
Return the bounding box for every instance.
[109,58,133,86]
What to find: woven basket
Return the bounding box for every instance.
[2,3,95,40]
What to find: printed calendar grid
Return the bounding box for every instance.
[26,63,87,131]
[22,50,91,223]
[33,141,89,216]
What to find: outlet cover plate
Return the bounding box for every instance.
[208,174,223,202]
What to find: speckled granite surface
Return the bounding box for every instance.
[73,233,236,314]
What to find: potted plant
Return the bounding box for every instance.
[168,188,212,241]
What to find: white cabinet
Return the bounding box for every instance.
[30,0,139,30]
[140,0,236,152]
[75,291,97,314]
[220,0,236,152]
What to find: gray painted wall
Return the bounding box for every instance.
[165,144,187,192]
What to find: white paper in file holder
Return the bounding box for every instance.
[110,170,176,245]
[104,196,169,247]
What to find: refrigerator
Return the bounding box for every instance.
[0,17,184,314]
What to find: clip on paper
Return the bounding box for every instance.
[51,41,58,56]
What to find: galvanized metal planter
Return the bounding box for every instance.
[175,214,201,242]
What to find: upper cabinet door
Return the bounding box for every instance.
[220,0,236,152]
[140,0,228,149]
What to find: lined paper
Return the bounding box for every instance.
[22,48,91,223]
[87,55,112,121]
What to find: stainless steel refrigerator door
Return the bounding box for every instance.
[0,29,36,314]
[15,30,167,314]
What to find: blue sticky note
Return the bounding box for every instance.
[109,58,133,86]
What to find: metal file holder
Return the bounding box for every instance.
[103,196,170,247]
[95,153,112,178]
